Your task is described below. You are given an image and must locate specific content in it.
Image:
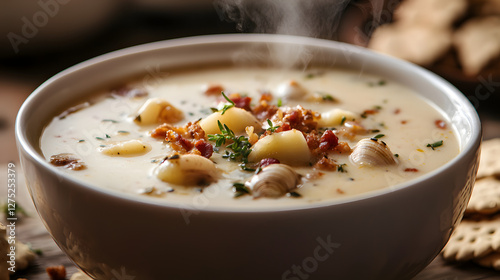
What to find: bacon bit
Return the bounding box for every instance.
[332,141,351,154]
[245,126,259,145]
[435,120,447,129]
[49,153,86,170]
[319,130,339,151]
[404,168,419,172]
[259,158,280,168]
[401,120,408,124]
[153,122,212,157]
[252,101,279,122]
[229,93,252,111]
[314,156,337,171]
[166,131,194,152]
[204,84,225,96]
[259,92,273,102]
[336,188,345,194]
[195,140,214,158]
[361,109,378,118]
[46,265,66,280]
[151,122,205,140]
[150,123,175,139]
[111,86,148,98]
[275,106,319,133]
[394,108,401,114]
[305,131,320,150]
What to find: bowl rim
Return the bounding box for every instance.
[15,33,482,213]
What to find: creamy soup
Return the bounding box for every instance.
[40,66,459,208]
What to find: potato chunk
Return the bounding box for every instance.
[317,108,357,127]
[100,140,151,156]
[248,129,311,165]
[134,98,183,125]
[199,107,262,134]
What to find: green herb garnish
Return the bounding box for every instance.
[374,134,385,139]
[266,119,280,133]
[220,91,235,115]
[340,116,347,126]
[322,94,335,102]
[95,137,104,141]
[233,182,251,198]
[102,119,119,123]
[208,121,253,169]
[289,191,302,198]
[337,163,347,173]
[427,140,443,150]
[277,98,282,107]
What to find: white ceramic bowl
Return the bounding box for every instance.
[16,34,481,280]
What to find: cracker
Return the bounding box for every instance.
[466,176,500,215]
[394,0,468,27]
[442,215,500,262]
[454,16,500,76]
[477,138,500,179]
[474,252,500,270]
[368,24,452,66]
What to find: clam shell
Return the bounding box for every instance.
[350,138,397,166]
[246,164,301,198]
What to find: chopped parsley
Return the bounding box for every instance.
[427,140,443,150]
[337,163,347,173]
[373,134,385,139]
[277,98,283,107]
[233,183,251,198]
[340,116,347,126]
[288,191,302,198]
[102,119,119,123]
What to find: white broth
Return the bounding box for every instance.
[40,66,459,208]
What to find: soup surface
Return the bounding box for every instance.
[40,66,459,209]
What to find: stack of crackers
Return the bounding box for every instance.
[368,0,500,77]
[442,138,500,270]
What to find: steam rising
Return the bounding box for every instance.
[214,0,381,69]
[214,0,354,39]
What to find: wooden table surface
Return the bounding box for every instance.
[2,8,500,279]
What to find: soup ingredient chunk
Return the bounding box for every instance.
[248,129,311,165]
[49,153,86,170]
[349,138,397,167]
[155,154,219,186]
[100,140,151,156]
[246,164,302,198]
[134,98,184,125]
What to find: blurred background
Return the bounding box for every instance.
[1,0,500,278]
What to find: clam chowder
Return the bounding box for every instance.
[40,66,459,208]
